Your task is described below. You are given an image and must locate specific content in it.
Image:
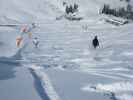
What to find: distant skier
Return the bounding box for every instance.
[32,23,36,29]
[33,37,39,48]
[92,36,99,49]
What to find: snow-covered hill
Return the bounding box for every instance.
[0,0,131,23]
[0,0,133,100]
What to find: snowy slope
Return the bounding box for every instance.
[0,27,19,57]
[0,0,64,23]
[22,22,133,100]
[0,0,133,100]
[0,0,130,24]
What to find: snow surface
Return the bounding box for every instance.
[0,0,133,100]
[19,21,133,100]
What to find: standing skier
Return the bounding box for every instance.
[92,36,99,49]
[33,37,39,48]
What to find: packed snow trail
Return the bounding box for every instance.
[2,21,131,100]
[0,25,46,100]
[19,21,133,100]
[29,65,60,100]
[5,24,61,100]
[1,22,133,100]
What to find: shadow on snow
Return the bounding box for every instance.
[0,46,23,80]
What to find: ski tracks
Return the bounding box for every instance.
[29,64,60,100]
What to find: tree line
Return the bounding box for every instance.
[101,3,133,20]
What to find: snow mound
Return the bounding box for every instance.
[82,81,133,100]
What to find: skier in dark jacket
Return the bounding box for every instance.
[92,36,99,49]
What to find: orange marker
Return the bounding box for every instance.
[16,36,22,47]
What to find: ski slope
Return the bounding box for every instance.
[0,0,130,24]
[0,0,133,100]
[20,21,133,100]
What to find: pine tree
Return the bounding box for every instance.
[127,4,132,13]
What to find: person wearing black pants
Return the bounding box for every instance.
[92,36,99,49]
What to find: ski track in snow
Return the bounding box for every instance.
[29,64,60,100]
[0,25,60,100]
